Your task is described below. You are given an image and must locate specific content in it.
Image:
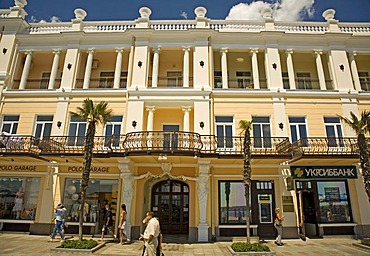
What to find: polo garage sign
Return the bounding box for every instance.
[291,166,357,179]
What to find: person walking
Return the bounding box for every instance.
[139,211,160,256]
[118,204,130,244]
[100,204,115,241]
[274,207,284,246]
[49,203,66,242]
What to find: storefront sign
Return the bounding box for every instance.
[0,165,38,172]
[67,166,110,173]
[291,166,357,179]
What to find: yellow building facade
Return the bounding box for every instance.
[0,2,369,242]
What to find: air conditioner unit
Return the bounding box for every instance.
[92,59,99,69]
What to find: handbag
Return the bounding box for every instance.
[274,218,282,226]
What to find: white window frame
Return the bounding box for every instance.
[1,115,20,134]
[215,116,234,152]
[33,115,53,139]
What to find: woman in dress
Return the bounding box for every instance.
[12,187,24,219]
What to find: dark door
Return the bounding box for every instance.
[163,125,179,150]
[299,191,319,237]
[151,180,189,234]
[251,180,276,239]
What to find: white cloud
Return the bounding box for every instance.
[50,16,62,23]
[180,10,188,19]
[226,0,315,21]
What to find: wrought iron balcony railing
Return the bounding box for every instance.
[0,133,365,160]
[291,137,360,159]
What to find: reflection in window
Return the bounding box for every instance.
[0,177,40,220]
[317,181,351,223]
[219,181,250,224]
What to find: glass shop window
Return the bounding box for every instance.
[0,177,41,220]
[62,178,119,226]
[219,181,251,224]
[317,181,352,223]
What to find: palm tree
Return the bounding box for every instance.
[70,99,113,240]
[239,119,253,243]
[338,110,370,200]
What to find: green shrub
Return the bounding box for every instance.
[61,239,98,249]
[231,242,270,252]
[361,238,370,247]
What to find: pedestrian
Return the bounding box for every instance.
[99,204,115,241]
[49,203,66,242]
[274,207,284,246]
[139,211,160,256]
[118,204,130,244]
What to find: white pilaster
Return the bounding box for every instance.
[197,161,210,242]
[151,48,160,88]
[183,47,190,87]
[285,50,296,89]
[114,48,124,89]
[250,49,260,89]
[19,51,32,90]
[314,50,326,90]
[221,49,228,89]
[118,159,135,240]
[182,106,191,132]
[48,50,60,90]
[83,49,94,90]
[146,106,155,131]
[349,52,361,91]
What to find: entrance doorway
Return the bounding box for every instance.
[151,180,189,234]
[296,183,319,237]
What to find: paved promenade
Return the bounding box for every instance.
[0,232,369,256]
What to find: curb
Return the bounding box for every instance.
[352,243,370,251]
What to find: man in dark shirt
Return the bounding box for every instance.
[100,204,115,241]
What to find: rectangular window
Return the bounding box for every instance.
[282,72,289,89]
[104,116,123,147]
[358,71,370,91]
[1,115,20,134]
[67,116,86,146]
[289,116,308,146]
[0,177,41,220]
[214,71,222,88]
[215,116,233,148]
[34,115,53,140]
[296,72,312,90]
[99,72,114,88]
[167,71,182,87]
[324,117,344,147]
[252,116,271,148]
[219,181,250,224]
[236,71,251,88]
[63,178,118,224]
[40,72,50,89]
[317,181,352,223]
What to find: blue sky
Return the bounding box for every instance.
[0,0,369,23]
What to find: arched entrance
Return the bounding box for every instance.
[151,180,189,234]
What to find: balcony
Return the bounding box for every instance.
[148,77,193,88]
[11,79,61,90]
[75,78,127,89]
[1,133,365,161]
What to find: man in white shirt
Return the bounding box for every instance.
[140,211,160,256]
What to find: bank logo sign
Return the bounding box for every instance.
[291,166,357,179]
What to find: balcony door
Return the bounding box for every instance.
[163,125,179,150]
[151,180,189,234]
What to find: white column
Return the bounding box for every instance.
[151,47,160,88]
[314,50,326,90]
[250,49,260,89]
[146,106,155,131]
[19,51,32,90]
[114,48,124,89]
[182,107,191,132]
[118,159,134,240]
[349,52,362,91]
[286,50,296,89]
[183,47,190,87]
[48,50,60,90]
[83,49,94,90]
[197,161,210,242]
[221,48,228,89]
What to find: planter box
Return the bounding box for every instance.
[51,242,105,253]
[227,246,276,256]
